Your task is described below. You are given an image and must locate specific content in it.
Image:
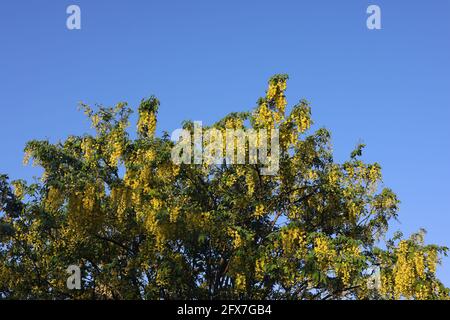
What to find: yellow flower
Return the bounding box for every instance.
[12,181,25,199]
[255,259,265,281]
[254,204,265,218]
[235,273,246,291]
[228,228,243,249]
[393,241,416,299]
[81,138,95,162]
[414,252,426,280]
[151,198,163,210]
[280,228,307,257]
[254,102,273,127]
[427,249,437,274]
[137,111,157,138]
[328,168,340,185]
[169,207,180,223]
[314,236,336,270]
[92,114,101,127]
[46,186,64,211]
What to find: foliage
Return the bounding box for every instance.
[0,75,448,299]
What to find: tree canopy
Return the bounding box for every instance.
[0,75,448,299]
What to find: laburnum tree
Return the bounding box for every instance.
[0,75,448,300]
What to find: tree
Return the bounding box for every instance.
[0,75,448,300]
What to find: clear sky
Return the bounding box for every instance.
[1,0,449,285]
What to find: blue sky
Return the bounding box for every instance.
[1,0,449,285]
